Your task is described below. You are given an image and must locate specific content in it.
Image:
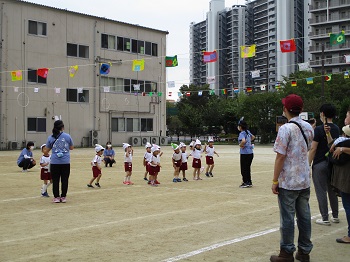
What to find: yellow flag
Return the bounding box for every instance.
[241,45,256,58]
[69,65,79,78]
[11,70,22,81]
[132,59,145,71]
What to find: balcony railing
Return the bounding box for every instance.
[309,42,350,51]
[310,56,347,66]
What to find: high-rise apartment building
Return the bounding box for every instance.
[309,0,350,74]
[189,0,308,94]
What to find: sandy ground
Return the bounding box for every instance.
[0,145,349,262]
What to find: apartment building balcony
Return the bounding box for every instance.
[310,0,350,12]
[253,0,268,9]
[310,57,348,67]
[309,42,350,52]
[309,15,350,25]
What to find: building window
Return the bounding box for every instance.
[132,39,138,53]
[27,117,46,132]
[67,43,89,58]
[111,118,125,132]
[152,43,158,56]
[28,69,47,84]
[124,38,131,52]
[145,42,152,55]
[28,20,47,36]
[66,88,89,102]
[117,37,124,51]
[138,41,145,54]
[141,118,153,132]
[124,79,131,92]
[101,34,116,49]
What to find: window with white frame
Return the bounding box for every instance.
[27,117,46,132]
[67,43,89,58]
[28,20,47,36]
[101,34,116,49]
[66,88,89,102]
[111,118,125,132]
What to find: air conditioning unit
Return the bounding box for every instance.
[150,136,158,145]
[90,130,100,146]
[8,141,19,150]
[141,136,150,146]
[130,136,141,146]
[159,136,168,146]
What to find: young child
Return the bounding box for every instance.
[87,144,104,188]
[143,142,152,181]
[204,137,219,177]
[123,143,134,185]
[171,143,182,182]
[40,144,51,197]
[192,139,203,180]
[148,144,161,186]
[179,142,189,181]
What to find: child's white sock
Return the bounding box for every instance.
[124,176,127,182]
[41,184,48,194]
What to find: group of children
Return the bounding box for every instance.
[36,137,220,196]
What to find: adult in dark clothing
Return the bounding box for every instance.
[309,104,340,225]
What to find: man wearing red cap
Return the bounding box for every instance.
[270,94,314,262]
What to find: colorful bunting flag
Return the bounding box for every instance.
[280,39,296,53]
[198,91,203,96]
[222,89,227,95]
[34,87,39,93]
[251,70,260,78]
[209,90,215,95]
[291,81,297,87]
[233,88,239,93]
[133,84,140,91]
[345,55,350,64]
[149,92,153,96]
[203,51,218,63]
[298,62,310,71]
[37,68,49,78]
[325,74,332,82]
[306,77,314,84]
[157,92,162,97]
[78,87,83,93]
[103,86,110,93]
[185,92,191,97]
[11,70,22,81]
[132,59,145,71]
[142,92,146,96]
[178,92,183,97]
[240,45,256,58]
[330,31,345,46]
[100,63,110,75]
[14,87,19,93]
[246,87,252,93]
[55,87,61,94]
[345,71,349,79]
[260,84,266,91]
[168,81,175,88]
[275,82,281,89]
[207,76,216,84]
[69,65,78,77]
[165,55,178,67]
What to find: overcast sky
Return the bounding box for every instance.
[28,0,246,98]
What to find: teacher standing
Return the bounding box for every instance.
[44,120,74,203]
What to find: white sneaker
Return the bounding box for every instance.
[331,217,340,223]
[316,219,331,226]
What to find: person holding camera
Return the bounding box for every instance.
[308,104,340,226]
[44,120,74,203]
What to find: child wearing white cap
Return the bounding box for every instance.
[143,142,152,181]
[123,143,134,185]
[171,143,182,182]
[40,144,52,197]
[87,144,104,188]
[179,142,189,181]
[204,137,219,177]
[192,139,203,180]
[148,144,161,186]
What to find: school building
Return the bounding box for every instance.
[0,0,169,150]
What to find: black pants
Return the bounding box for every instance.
[18,159,35,170]
[50,164,70,198]
[240,154,254,184]
[104,157,115,167]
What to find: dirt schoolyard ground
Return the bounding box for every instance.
[0,145,349,261]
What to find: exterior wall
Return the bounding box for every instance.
[0,1,167,149]
[309,0,350,73]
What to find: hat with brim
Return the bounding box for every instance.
[123,143,131,150]
[145,142,152,149]
[343,125,350,137]
[195,139,201,146]
[171,143,180,150]
[95,144,105,152]
[40,144,46,150]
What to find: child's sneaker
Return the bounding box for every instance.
[87,184,94,188]
[205,172,210,177]
[128,181,134,185]
[209,172,213,177]
[183,177,188,181]
[197,177,203,180]
[41,191,50,197]
[173,178,178,183]
[155,180,160,184]
[95,183,101,188]
[52,197,60,203]
[176,178,182,182]
[123,181,129,185]
[60,197,67,203]
[150,181,158,187]
[143,177,148,181]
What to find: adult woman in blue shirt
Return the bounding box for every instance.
[238,120,255,188]
[17,141,36,172]
[44,120,74,203]
[103,141,116,167]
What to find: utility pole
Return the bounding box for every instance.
[321,42,325,102]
